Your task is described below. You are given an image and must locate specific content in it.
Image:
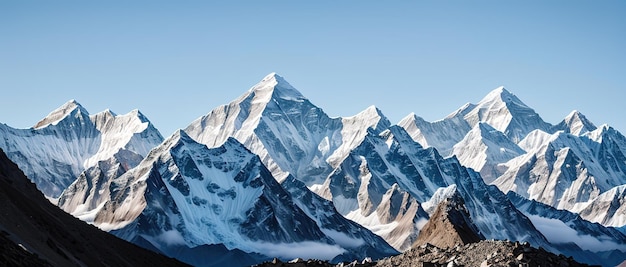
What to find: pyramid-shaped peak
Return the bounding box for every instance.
[481,86,508,100]
[250,72,303,99]
[479,86,527,107]
[557,110,597,135]
[33,99,90,129]
[564,110,591,123]
[413,193,484,249]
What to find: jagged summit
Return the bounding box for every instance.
[129,109,149,121]
[101,108,117,117]
[344,105,391,132]
[33,99,90,129]
[445,102,476,120]
[167,128,193,144]
[555,110,597,135]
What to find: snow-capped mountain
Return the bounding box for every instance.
[553,110,597,135]
[397,112,471,157]
[185,73,345,186]
[452,122,525,183]
[399,87,551,155]
[320,125,549,251]
[493,126,626,211]
[398,86,626,231]
[60,130,396,265]
[459,87,552,143]
[575,184,626,228]
[0,100,163,198]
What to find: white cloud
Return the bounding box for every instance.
[248,241,346,260]
[157,230,187,246]
[321,229,365,248]
[528,215,626,252]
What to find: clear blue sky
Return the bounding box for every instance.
[1,1,625,136]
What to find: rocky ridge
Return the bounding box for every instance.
[376,240,594,267]
[412,194,484,249]
[254,240,594,267]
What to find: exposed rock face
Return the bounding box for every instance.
[0,148,186,267]
[412,194,484,249]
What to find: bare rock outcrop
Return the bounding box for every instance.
[413,193,484,249]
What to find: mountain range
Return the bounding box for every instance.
[0,73,624,266]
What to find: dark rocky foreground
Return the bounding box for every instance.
[0,149,187,267]
[377,240,596,267]
[253,240,597,267]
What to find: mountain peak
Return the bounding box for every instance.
[361,105,385,117]
[33,99,90,129]
[102,109,117,117]
[128,109,152,123]
[345,105,391,132]
[249,72,304,100]
[413,193,484,249]
[556,110,597,135]
[564,110,586,122]
[479,86,527,107]
[460,86,550,143]
[171,129,194,143]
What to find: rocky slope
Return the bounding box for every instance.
[376,240,593,267]
[0,148,186,266]
[254,241,594,267]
